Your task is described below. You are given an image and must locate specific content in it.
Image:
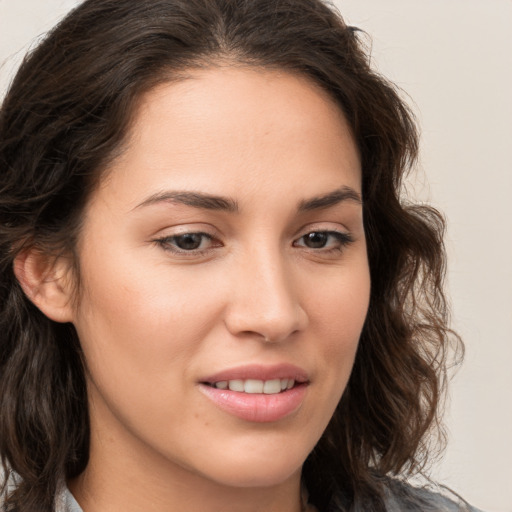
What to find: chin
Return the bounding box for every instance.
[208,462,302,489]
[188,444,307,489]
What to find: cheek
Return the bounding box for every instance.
[72,247,218,402]
[72,261,218,448]
[307,258,370,387]
[309,258,370,336]
[75,240,219,342]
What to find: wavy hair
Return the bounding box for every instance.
[0,1,460,510]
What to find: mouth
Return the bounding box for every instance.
[202,378,298,394]
[198,364,309,422]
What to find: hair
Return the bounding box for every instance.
[0,1,461,511]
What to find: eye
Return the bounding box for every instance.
[154,232,217,253]
[294,230,353,251]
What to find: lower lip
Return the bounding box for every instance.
[198,383,307,423]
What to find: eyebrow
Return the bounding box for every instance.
[133,191,239,212]
[298,186,362,211]
[133,185,361,213]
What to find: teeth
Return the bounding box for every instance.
[244,379,263,393]
[228,380,244,392]
[213,378,296,394]
[263,379,281,394]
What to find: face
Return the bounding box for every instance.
[70,67,370,490]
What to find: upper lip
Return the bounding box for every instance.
[200,364,309,384]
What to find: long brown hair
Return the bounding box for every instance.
[0,1,460,510]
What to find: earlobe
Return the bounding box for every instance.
[13,248,75,323]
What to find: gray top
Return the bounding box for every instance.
[55,487,82,512]
[53,480,484,512]
[1,468,484,512]
[380,479,484,512]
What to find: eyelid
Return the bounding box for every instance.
[152,228,222,256]
[294,221,352,238]
[294,230,353,244]
[292,225,355,253]
[153,222,218,236]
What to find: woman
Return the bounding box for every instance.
[0,0,482,511]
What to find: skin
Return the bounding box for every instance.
[65,67,371,512]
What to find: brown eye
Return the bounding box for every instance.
[303,232,329,248]
[294,231,353,251]
[155,232,216,253]
[173,233,205,250]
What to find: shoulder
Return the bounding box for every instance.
[0,465,17,504]
[0,466,16,511]
[382,478,485,512]
[55,486,83,512]
[1,466,81,512]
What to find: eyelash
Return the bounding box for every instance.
[293,231,354,253]
[154,232,217,255]
[153,230,354,256]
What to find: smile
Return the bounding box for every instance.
[207,378,296,394]
[198,365,309,422]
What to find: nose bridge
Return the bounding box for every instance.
[225,241,307,342]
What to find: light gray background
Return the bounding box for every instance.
[1,1,511,511]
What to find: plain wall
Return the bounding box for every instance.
[1,1,511,511]
[334,3,512,511]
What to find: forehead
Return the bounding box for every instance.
[97,66,361,209]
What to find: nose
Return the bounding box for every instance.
[224,246,309,343]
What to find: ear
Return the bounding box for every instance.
[13,248,75,323]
